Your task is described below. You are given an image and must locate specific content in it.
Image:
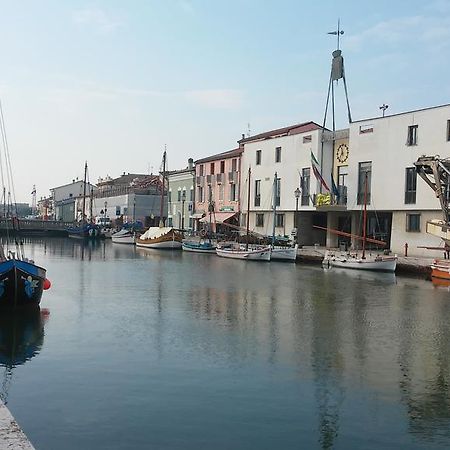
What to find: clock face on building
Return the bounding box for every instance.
[336,143,349,163]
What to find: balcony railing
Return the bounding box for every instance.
[196,176,204,186]
[228,172,237,183]
[314,186,348,208]
[216,173,223,184]
[206,174,214,185]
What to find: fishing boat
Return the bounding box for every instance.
[320,173,397,272]
[111,228,136,244]
[135,150,183,250]
[431,259,450,282]
[268,172,298,262]
[182,185,217,253]
[67,162,101,240]
[216,168,271,261]
[0,103,51,308]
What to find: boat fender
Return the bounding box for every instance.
[43,278,51,290]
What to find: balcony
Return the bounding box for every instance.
[206,174,214,185]
[228,171,237,183]
[196,176,204,186]
[314,186,348,210]
[216,173,223,184]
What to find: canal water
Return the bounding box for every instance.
[1,238,450,449]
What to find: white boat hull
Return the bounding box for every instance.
[323,251,397,272]
[216,246,271,261]
[136,240,182,249]
[111,233,135,244]
[271,244,298,261]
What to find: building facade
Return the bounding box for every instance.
[194,148,243,230]
[167,159,195,230]
[239,122,333,244]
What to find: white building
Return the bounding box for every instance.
[239,121,333,244]
[341,103,450,257]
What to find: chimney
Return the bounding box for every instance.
[241,133,245,140]
[188,158,194,170]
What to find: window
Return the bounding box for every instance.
[189,217,193,229]
[256,213,264,227]
[241,213,247,227]
[168,191,172,203]
[275,213,284,227]
[116,206,121,216]
[198,186,204,203]
[357,161,372,205]
[230,183,237,201]
[254,180,261,206]
[199,165,204,176]
[210,162,215,175]
[447,120,450,141]
[177,190,181,202]
[407,125,418,146]
[256,150,262,165]
[359,124,374,134]
[220,161,225,173]
[338,165,348,187]
[405,167,417,204]
[406,213,421,232]
[167,217,173,227]
[301,168,310,206]
[303,135,312,143]
[231,158,237,172]
[275,146,281,163]
[275,177,281,206]
[190,187,194,201]
[219,184,224,201]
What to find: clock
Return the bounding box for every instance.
[336,143,349,163]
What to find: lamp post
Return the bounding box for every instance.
[181,190,186,230]
[294,188,300,243]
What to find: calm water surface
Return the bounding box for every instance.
[2,238,450,449]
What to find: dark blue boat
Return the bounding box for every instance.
[67,223,101,239]
[0,258,47,308]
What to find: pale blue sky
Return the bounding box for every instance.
[0,0,449,201]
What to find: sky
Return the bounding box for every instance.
[0,0,449,202]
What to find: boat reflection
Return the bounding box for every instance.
[0,308,49,404]
[324,266,397,284]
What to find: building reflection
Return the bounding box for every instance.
[0,308,49,404]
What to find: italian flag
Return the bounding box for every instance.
[311,151,330,192]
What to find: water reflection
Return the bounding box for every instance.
[0,308,49,404]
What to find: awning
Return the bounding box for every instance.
[191,213,204,219]
[199,212,237,224]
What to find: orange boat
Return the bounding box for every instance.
[431,259,450,281]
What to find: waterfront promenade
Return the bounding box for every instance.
[0,401,34,449]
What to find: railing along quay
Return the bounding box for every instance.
[0,219,72,236]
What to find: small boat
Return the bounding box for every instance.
[431,259,450,281]
[322,249,397,272]
[136,227,182,249]
[216,243,271,261]
[271,244,298,261]
[182,240,217,253]
[111,228,136,244]
[215,168,271,262]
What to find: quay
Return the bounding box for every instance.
[0,219,71,236]
[0,400,35,449]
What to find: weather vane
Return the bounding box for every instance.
[327,19,344,50]
[379,103,389,117]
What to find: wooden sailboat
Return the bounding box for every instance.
[320,174,397,272]
[216,168,271,261]
[269,172,298,261]
[182,185,217,253]
[136,150,183,249]
[67,162,101,239]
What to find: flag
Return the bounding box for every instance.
[331,173,339,197]
[310,151,330,192]
[31,187,36,195]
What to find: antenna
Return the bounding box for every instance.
[247,123,251,137]
[327,18,344,50]
[31,185,36,216]
[379,103,389,117]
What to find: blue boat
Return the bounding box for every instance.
[67,222,101,239]
[182,240,217,253]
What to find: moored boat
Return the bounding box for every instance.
[136,227,182,249]
[111,228,136,244]
[322,249,397,272]
[431,259,450,281]
[216,243,271,261]
[271,244,298,261]
[182,240,216,253]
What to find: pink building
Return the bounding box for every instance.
[194,147,243,230]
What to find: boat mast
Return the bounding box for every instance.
[82,161,87,225]
[208,184,212,244]
[159,149,166,227]
[90,187,94,223]
[362,172,368,259]
[246,167,251,251]
[271,172,277,245]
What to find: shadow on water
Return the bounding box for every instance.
[0,308,49,404]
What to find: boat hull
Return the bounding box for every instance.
[216,246,271,261]
[182,242,217,253]
[271,244,298,262]
[136,231,182,249]
[0,259,46,308]
[111,231,135,244]
[323,251,397,272]
[431,259,450,280]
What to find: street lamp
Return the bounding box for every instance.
[294,188,301,243]
[181,190,186,230]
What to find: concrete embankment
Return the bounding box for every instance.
[297,246,433,277]
[0,400,35,449]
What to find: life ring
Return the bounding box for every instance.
[200,229,206,237]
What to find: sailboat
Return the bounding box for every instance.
[0,102,51,308]
[269,172,298,262]
[320,173,397,272]
[136,150,183,249]
[182,185,217,253]
[216,168,271,261]
[67,162,101,239]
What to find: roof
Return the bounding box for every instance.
[166,167,195,176]
[195,148,243,164]
[352,103,450,124]
[238,121,323,144]
[50,180,96,191]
